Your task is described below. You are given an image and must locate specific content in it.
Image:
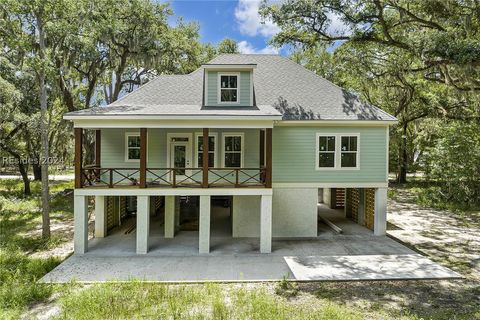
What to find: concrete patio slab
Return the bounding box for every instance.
[42,255,293,283]
[41,205,462,283]
[41,236,462,283]
[284,254,462,281]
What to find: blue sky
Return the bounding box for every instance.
[168,0,283,55]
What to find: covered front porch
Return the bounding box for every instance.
[74,126,273,190]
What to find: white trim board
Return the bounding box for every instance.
[272,183,388,188]
[275,120,396,126]
[74,188,272,197]
[71,119,276,129]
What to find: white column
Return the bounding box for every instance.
[136,196,150,254]
[164,196,175,238]
[174,197,181,232]
[260,194,272,253]
[199,195,211,254]
[374,188,387,236]
[323,188,332,208]
[94,196,106,238]
[74,195,88,254]
[343,189,349,218]
[358,189,366,226]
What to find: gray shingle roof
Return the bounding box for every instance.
[64,54,396,121]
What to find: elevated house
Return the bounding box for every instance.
[64,54,397,255]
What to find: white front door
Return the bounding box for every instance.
[169,136,192,182]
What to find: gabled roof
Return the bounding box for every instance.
[64,54,397,122]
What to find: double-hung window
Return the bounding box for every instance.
[196,134,216,168]
[223,134,243,168]
[125,133,140,161]
[316,133,359,169]
[341,136,358,167]
[219,73,238,103]
[317,135,336,168]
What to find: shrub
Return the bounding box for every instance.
[423,121,480,208]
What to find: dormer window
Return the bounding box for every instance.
[218,73,239,103]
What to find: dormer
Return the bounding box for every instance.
[203,64,256,107]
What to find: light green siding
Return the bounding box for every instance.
[272,126,388,183]
[101,128,259,169]
[206,71,251,106]
[100,126,388,184]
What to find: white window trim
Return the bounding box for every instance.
[217,72,240,104]
[194,132,218,168]
[340,134,360,169]
[315,133,360,170]
[125,132,140,162]
[221,132,244,168]
[315,133,337,170]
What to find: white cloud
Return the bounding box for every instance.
[234,0,280,37]
[326,11,351,36]
[238,40,279,54]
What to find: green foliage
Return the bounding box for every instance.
[55,282,362,320]
[421,121,480,208]
[0,178,71,316]
[217,38,240,54]
[275,276,298,298]
[0,249,60,317]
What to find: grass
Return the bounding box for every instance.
[0,179,73,318]
[54,282,363,320]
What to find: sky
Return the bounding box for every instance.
[168,0,284,55]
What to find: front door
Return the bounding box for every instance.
[169,138,191,182]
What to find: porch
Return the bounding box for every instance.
[74,127,272,189]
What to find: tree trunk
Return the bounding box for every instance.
[37,11,50,238]
[18,161,31,196]
[32,161,42,181]
[397,122,408,183]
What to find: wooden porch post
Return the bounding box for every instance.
[265,128,272,188]
[202,128,209,188]
[259,129,265,167]
[139,128,147,188]
[95,130,101,167]
[74,127,83,188]
[95,129,101,176]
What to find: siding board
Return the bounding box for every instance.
[272,126,387,183]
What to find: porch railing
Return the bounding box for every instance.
[208,168,266,187]
[82,165,140,188]
[81,165,266,188]
[147,168,203,188]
